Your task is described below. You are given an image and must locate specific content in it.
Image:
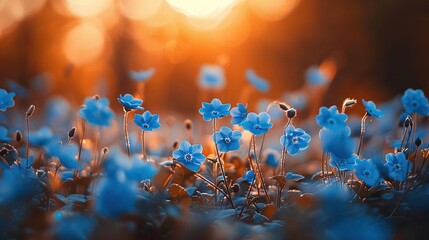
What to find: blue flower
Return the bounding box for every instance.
[245,69,270,92]
[241,112,273,136]
[198,64,225,89]
[0,88,15,111]
[401,89,429,116]
[354,158,381,187]
[280,125,311,155]
[94,172,137,218]
[213,126,242,152]
[265,149,280,168]
[316,106,348,130]
[237,170,255,184]
[28,127,58,147]
[199,98,231,121]
[362,99,384,118]
[305,66,328,86]
[133,111,160,131]
[173,140,206,172]
[330,153,358,171]
[230,103,248,125]
[45,141,79,169]
[320,127,355,169]
[79,96,114,127]
[128,68,155,82]
[0,125,12,142]
[7,80,28,98]
[118,94,143,111]
[385,152,411,182]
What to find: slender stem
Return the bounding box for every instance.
[123,110,131,158]
[238,179,255,218]
[194,172,231,205]
[25,116,30,178]
[399,127,409,151]
[357,113,368,156]
[321,152,326,178]
[76,119,85,179]
[280,119,291,176]
[213,162,218,205]
[213,119,235,208]
[141,130,146,161]
[252,135,271,203]
[258,134,266,164]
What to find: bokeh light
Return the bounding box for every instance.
[119,0,163,21]
[65,0,112,18]
[62,22,106,66]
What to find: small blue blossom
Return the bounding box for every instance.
[28,127,58,147]
[118,94,144,111]
[401,88,429,116]
[385,152,411,182]
[45,142,79,169]
[362,99,384,118]
[7,80,27,98]
[173,140,206,172]
[245,69,270,92]
[213,126,242,152]
[280,125,311,155]
[199,98,231,121]
[133,111,160,131]
[129,68,155,82]
[230,103,248,125]
[320,127,354,164]
[241,112,273,136]
[237,170,255,184]
[265,149,280,168]
[316,106,348,130]
[79,96,114,127]
[94,171,137,218]
[305,66,328,86]
[0,88,15,112]
[354,158,381,187]
[330,153,358,171]
[0,125,12,142]
[198,64,225,89]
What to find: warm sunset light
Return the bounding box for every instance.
[65,0,112,17]
[62,22,105,66]
[167,0,238,28]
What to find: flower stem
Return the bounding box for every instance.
[25,116,30,178]
[213,119,235,208]
[194,172,232,206]
[357,113,368,156]
[76,118,85,179]
[252,135,271,203]
[123,110,131,158]
[238,179,255,218]
[280,119,291,176]
[141,130,146,161]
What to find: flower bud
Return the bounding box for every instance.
[16,131,22,143]
[415,137,422,147]
[68,127,76,139]
[286,108,297,119]
[26,105,35,118]
[278,102,289,111]
[343,98,357,108]
[184,119,193,130]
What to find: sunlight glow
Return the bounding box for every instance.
[62,22,105,66]
[166,0,238,28]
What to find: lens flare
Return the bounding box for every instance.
[119,0,163,21]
